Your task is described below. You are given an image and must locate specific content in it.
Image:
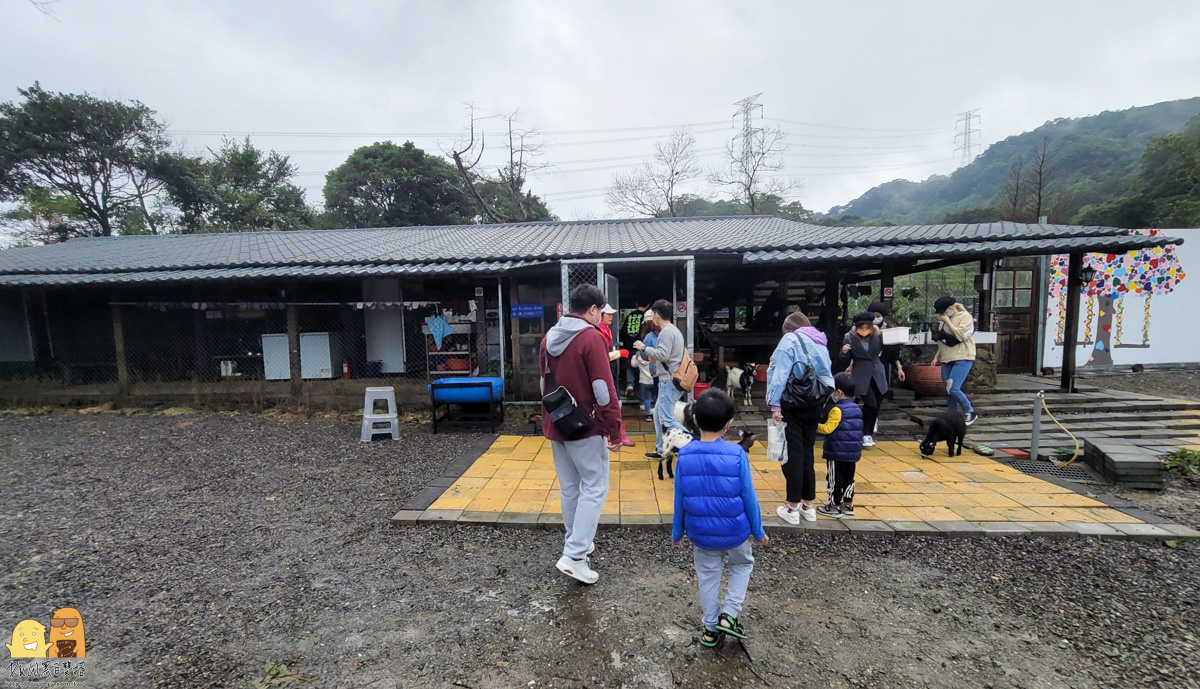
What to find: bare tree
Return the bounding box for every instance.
[710,125,798,214]
[446,106,550,223]
[996,157,1025,221]
[605,128,700,217]
[1025,137,1053,222]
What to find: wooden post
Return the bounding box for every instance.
[978,258,994,333]
[1060,251,1083,392]
[821,269,840,356]
[287,304,302,398]
[880,263,895,312]
[111,304,130,397]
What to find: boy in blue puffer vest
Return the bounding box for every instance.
[671,389,768,648]
[817,373,865,519]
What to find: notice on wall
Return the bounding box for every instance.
[511,303,545,319]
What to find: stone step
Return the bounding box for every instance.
[1083,436,1166,489]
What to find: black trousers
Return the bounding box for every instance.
[860,380,882,437]
[781,408,819,503]
[825,460,857,506]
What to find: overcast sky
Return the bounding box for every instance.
[3,0,1200,220]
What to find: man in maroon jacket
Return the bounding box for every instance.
[541,285,621,584]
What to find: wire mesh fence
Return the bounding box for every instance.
[5,298,506,399]
[563,262,600,304]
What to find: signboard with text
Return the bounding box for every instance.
[511,304,545,319]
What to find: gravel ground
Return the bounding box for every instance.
[1082,369,1200,402]
[1,411,1198,689]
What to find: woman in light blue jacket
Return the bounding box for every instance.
[766,311,835,524]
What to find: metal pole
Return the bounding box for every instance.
[596,262,605,290]
[686,258,695,353]
[497,277,505,379]
[672,268,678,326]
[560,262,569,316]
[1030,390,1043,461]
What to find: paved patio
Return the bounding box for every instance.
[396,435,1200,541]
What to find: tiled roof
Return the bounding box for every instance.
[0,261,545,286]
[0,216,1183,286]
[745,233,1181,264]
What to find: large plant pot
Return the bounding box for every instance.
[905,364,946,399]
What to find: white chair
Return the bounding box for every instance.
[361,386,400,442]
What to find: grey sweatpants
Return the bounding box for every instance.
[551,435,610,561]
[693,538,755,631]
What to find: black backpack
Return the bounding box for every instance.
[780,333,834,413]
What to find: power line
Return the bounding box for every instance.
[764,117,953,133]
[775,129,951,140]
[782,146,941,158]
[780,156,957,171]
[169,120,730,139]
[955,109,981,166]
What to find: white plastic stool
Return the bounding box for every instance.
[361,386,400,442]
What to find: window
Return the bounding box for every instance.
[994,270,1033,309]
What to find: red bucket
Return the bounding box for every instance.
[693,382,712,397]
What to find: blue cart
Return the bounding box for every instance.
[428,377,505,433]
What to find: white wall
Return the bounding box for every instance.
[1043,229,1198,368]
[363,279,406,374]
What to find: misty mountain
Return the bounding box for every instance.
[820,97,1200,225]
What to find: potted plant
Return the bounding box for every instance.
[902,344,946,399]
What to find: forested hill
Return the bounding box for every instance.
[821,97,1200,225]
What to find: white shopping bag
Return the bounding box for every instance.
[766,418,787,464]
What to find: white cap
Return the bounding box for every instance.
[601,305,618,314]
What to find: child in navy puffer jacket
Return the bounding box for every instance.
[817,373,864,519]
[672,390,768,648]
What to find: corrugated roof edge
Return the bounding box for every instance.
[742,233,1184,264]
[0,261,547,287]
[0,218,1140,275]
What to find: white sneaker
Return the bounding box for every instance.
[556,555,599,584]
[586,542,595,556]
[799,503,817,522]
[862,435,876,448]
[776,505,800,525]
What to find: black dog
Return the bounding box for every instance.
[920,411,966,458]
[736,428,756,453]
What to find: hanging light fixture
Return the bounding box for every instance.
[1080,264,1097,283]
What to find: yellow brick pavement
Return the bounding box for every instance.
[427,435,1140,525]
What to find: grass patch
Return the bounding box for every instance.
[1165,449,1200,482]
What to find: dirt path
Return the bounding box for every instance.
[1,412,1196,688]
[1083,369,1200,402]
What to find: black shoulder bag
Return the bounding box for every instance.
[540,350,594,439]
[780,333,834,413]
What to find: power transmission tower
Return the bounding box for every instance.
[732,93,763,173]
[955,109,980,165]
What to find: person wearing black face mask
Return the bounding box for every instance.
[868,301,905,395]
[836,312,896,447]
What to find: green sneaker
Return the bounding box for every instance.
[717,613,747,639]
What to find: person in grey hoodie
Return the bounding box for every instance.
[633,299,690,459]
[540,285,621,585]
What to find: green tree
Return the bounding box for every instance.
[671,193,813,220]
[936,206,1002,223]
[162,138,311,233]
[0,186,86,245]
[1075,115,1200,227]
[471,175,556,222]
[322,141,471,227]
[0,83,172,236]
